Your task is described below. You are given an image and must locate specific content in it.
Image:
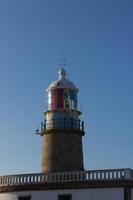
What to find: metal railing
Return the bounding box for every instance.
[36,118,85,134]
[0,168,132,187]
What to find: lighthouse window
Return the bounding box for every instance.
[18,196,31,200]
[48,91,52,110]
[51,89,63,109]
[58,194,72,200]
[64,89,77,109]
[51,89,57,110]
[57,89,63,108]
[50,89,77,110]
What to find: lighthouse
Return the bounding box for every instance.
[0,67,133,200]
[39,68,85,173]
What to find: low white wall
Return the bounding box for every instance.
[0,188,124,200]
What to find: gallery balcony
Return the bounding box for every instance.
[36,118,85,136]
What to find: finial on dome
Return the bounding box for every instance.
[58,68,66,79]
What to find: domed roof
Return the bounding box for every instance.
[47,68,78,91]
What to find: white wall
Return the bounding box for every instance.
[0,188,124,200]
[0,194,17,200]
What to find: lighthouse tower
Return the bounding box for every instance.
[0,67,133,200]
[39,68,85,173]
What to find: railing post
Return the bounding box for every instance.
[100,172,103,179]
[53,118,55,129]
[102,171,105,179]
[124,169,132,180]
[112,170,115,179]
[41,122,44,132]
[82,121,84,132]
[44,119,46,130]
[116,170,119,179]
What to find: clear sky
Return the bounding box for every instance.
[0,0,133,175]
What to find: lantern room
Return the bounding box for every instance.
[47,68,78,111]
[41,68,84,133]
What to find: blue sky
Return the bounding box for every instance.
[0,0,133,175]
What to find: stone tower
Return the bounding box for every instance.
[37,68,85,173]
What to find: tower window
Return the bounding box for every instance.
[58,194,72,200]
[18,196,31,200]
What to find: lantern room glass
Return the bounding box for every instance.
[48,89,77,110]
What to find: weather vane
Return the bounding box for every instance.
[59,49,67,68]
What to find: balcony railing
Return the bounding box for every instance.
[36,119,85,135]
[0,169,132,187]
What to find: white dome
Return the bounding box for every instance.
[47,68,78,91]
